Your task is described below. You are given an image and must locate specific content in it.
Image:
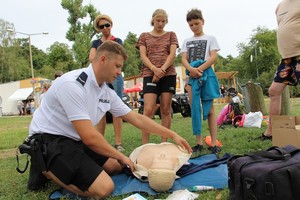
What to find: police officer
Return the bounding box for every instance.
[28,41,192,199]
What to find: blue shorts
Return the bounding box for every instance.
[143,75,176,95]
[274,56,300,86]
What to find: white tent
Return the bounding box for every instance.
[8,88,33,101]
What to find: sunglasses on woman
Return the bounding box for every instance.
[98,23,111,29]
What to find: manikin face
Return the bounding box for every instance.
[188,18,204,36]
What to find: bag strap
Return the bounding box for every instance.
[282,145,300,155]
[246,146,291,161]
[247,145,300,160]
[268,145,300,156]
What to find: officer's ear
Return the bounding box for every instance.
[98,54,108,63]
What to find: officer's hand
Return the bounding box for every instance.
[118,156,135,172]
[172,134,192,154]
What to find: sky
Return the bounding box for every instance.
[1,0,282,58]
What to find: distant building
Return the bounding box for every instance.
[0,77,50,115]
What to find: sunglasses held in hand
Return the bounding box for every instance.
[99,23,111,29]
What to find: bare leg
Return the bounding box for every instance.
[196,135,203,145]
[264,82,286,136]
[208,104,217,147]
[43,170,114,199]
[43,158,122,199]
[185,84,192,105]
[160,92,173,142]
[142,93,158,144]
[112,116,123,145]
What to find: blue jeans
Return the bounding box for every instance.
[112,75,124,98]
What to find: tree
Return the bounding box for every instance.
[15,39,48,71]
[0,19,17,83]
[215,54,234,72]
[61,0,99,68]
[37,42,75,79]
[4,45,29,82]
[1,28,33,82]
[123,32,142,77]
[47,42,75,72]
[174,48,182,66]
[236,27,280,81]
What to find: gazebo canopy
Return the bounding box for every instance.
[215,71,238,89]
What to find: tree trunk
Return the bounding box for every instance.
[245,82,267,115]
[280,86,290,115]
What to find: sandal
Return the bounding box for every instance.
[254,133,272,141]
[208,146,221,154]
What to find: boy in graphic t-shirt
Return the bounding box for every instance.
[181,8,221,154]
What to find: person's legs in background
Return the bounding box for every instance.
[184,78,192,105]
[158,75,176,142]
[112,75,125,151]
[112,116,123,150]
[192,135,203,152]
[97,75,125,151]
[185,81,203,152]
[160,92,173,142]
[142,92,158,144]
[186,78,220,153]
[263,81,286,137]
[207,104,221,154]
[259,59,293,140]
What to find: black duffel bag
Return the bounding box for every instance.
[228,145,300,200]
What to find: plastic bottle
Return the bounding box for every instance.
[189,185,214,191]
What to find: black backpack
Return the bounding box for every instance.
[228,145,300,200]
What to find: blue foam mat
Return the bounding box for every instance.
[111,153,228,196]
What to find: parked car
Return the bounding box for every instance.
[138,91,191,118]
[106,93,132,123]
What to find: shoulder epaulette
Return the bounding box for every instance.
[76,72,88,86]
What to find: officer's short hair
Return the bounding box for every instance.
[96,40,127,61]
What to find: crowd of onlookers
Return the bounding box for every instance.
[17,99,34,116]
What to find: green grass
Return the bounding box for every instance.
[0,98,299,200]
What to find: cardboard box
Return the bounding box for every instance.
[272,115,300,148]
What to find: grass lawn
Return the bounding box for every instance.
[0,98,299,200]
